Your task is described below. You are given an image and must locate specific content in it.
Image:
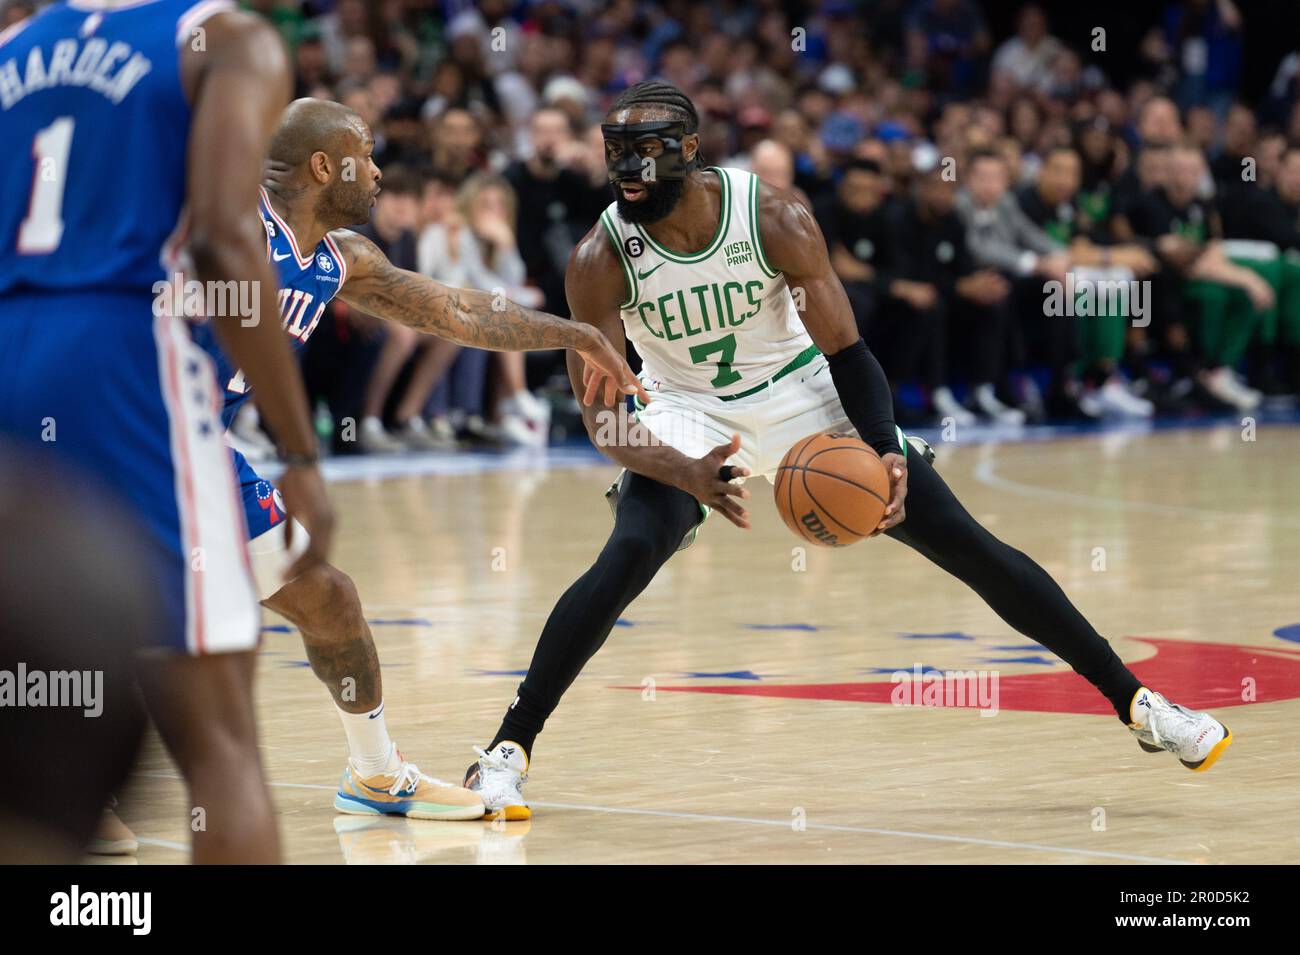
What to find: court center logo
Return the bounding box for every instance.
[624,638,1300,715]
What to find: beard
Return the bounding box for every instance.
[612,177,685,225]
[317,179,374,229]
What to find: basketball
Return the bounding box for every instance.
[774,433,890,547]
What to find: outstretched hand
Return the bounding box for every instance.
[578,332,652,407]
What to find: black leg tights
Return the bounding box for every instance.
[490,472,700,755]
[490,454,1141,758]
[883,451,1139,719]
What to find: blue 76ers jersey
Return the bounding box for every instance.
[0,0,223,297]
[194,187,348,428]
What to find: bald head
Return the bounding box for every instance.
[270,97,367,167]
[263,97,381,228]
[1138,96,1181,147]
[751,139,793,190]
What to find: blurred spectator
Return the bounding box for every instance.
[891,162,1015,425]
[991,5,1061,93]
[957,149,1082,419]
[428,107,488,179]
[1016,146,1158,417]
[1160,0,1244,112]
[504,107,608,318]
[1251,148,1300,392]
[747,138,814,209]
[362,171,549,449]
[905,0,993,97]
[1126,142,1274,409]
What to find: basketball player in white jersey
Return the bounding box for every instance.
[464,82,1232,820]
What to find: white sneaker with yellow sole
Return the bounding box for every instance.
[1128,687,1233,772]
[464,741,531,821]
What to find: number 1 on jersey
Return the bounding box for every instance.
[17,117,74,254]
[689,333,743,389]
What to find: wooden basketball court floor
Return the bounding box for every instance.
[110,422,1300,864]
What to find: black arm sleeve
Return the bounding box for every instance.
[826,338,902,457]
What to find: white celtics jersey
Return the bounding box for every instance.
[599,167,816,397]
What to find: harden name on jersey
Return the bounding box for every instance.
[0,34,153,110]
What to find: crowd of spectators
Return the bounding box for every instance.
[7,0,1299,451]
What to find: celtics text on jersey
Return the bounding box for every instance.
[599,167,817,397]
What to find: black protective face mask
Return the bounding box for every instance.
[601,121,696,183]
[602,121,698,224]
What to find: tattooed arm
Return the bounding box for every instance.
[332,229,647,405]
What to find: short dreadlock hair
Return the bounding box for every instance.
[608,81,700,134]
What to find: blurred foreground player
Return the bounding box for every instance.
[467,83,1233,819]
[0,1,332,861]
[188,97,647,819]
[0,450,151,863]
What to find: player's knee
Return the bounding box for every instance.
[314,564,360,609]
[304,564,364,629]
[941,521,1014,581]
[609,524,678,571]
[270,564,363,633]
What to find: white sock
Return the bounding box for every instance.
[337,701,396,777]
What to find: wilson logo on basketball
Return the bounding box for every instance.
[775,432,889,547]
[799,511,839,546]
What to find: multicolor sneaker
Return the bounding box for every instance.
[335,756,485,820]
[464,741,530,821]
[1129,687,1233,772]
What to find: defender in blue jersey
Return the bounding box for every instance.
[0,1,332,863]
[188,97,647,819]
